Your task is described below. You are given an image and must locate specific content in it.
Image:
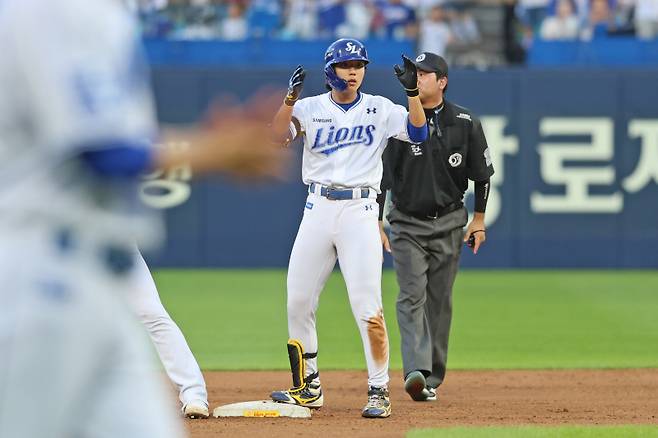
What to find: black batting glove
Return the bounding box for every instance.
[285,65,306,106]
[394,55,419,97]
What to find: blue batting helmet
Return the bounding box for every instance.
[324,38,369,91]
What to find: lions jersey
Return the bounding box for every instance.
[0,0,161,248]
[289,92,416,192]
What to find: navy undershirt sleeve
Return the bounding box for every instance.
[377,191,386,220]
[474,178,491,213]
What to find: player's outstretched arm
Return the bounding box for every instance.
[394,55,426,129]
[271,65,305,144]
[155,89,291,180]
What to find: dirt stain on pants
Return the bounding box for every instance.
[366,309,389,366]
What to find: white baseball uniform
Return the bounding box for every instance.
[129,249,208,408]
[287,91,416,388]
[0,1,182,437]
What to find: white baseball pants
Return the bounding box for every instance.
[127,250,208,408]
[287,192,390,388]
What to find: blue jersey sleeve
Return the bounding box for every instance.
[81,142,153,177]
[407,119,428,143]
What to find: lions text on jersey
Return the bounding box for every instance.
[289,92,417,192]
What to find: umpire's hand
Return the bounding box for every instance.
[379,221,391,255]
[464,215,486,255]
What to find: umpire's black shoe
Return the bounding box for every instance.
[404,371,432,401]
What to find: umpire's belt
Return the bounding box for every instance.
[397,202,463,220]
[309,183,371,200]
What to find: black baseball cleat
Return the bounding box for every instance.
[404,371,433,401]
[362,386,391,418]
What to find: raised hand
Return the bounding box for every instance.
[394,55,419,97]
[285,65,306,106]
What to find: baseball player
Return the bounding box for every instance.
[129,250,209,419]
[269,38,428,418]
[0,0,287,436]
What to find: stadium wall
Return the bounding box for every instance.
[145,66,658,269]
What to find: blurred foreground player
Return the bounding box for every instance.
[0,0,288,437]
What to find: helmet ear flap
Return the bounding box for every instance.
[324,63,348,91]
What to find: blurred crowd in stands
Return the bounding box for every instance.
[520,0,657,41]
[132,0,658,65]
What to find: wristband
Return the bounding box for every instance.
[405,87,419,97]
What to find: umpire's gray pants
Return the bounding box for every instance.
[388,206,467,389]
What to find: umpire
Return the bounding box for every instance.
[378,52,494,401]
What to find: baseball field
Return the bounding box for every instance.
[155,269,658,437]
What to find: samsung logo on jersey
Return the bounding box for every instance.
[311,124,376,155]
[313,117,333,123]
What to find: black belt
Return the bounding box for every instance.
[396,202,463,220]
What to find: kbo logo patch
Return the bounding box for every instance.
[448,153,462,167]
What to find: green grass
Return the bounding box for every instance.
[408,425,658,438]
[154,269,658,370]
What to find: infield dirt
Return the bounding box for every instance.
[183,369,658,437]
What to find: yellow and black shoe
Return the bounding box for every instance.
[362,386,391,418]
[271,382,323,408]
[273,339,323,407]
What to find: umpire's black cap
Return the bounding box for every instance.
[412,52,449,77]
